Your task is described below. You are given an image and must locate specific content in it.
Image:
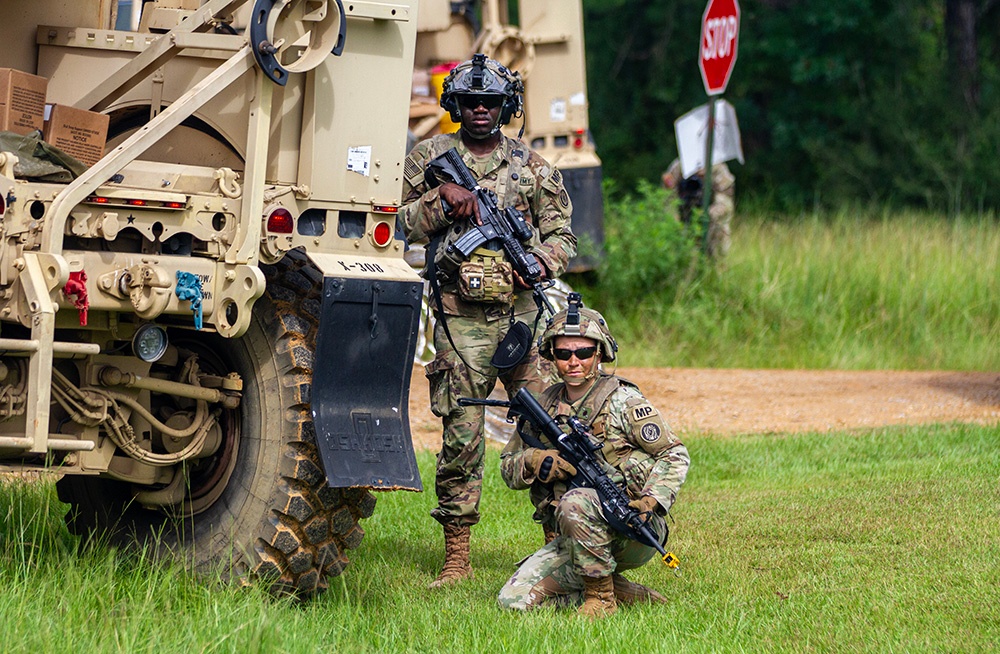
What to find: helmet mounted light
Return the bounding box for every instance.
[565,292,582,335]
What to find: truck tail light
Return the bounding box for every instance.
[266,207,294,234]
[0,194,5,216]
[371,220,393,247]
[574,129,585,149]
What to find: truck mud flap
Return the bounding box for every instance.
[312,276,423,491]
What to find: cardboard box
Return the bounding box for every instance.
[0,68,48,135]
[43,104,110,167]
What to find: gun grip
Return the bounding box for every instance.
[538,456,554,483]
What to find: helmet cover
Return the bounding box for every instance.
[539,293,618,363]
[440,53,524,126]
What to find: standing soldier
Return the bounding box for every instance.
[497,297,690,617]
[662,157,735,258]
[400,54,576,588]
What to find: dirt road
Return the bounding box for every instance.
[407,366,1000,450]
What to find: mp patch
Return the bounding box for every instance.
[640,422,661,443]
[631,404,658,422]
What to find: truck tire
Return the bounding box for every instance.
[57,251,373,597]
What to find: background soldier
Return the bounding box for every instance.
[662,157,735,258]
[400,55,577,588]
[497,301,690,617]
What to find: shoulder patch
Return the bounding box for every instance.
[631,404,658,422]
[404,157,422,181]
[559,189,570,208]
[639,422,662,443]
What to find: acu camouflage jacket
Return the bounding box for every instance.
[400,133,577,316]
[500,374,691,517]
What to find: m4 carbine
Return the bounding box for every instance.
[424,148,543,285]
[459,388,678,567]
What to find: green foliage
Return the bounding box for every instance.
[582,0,1000,212]
[590,179,706,310]
[1,425,999,652]
[577,204,1000,370]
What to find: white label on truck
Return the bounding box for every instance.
[549,98,567,122]
[570,92,586,106]
[347,145,372,176]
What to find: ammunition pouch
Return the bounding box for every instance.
[457,247,513,304]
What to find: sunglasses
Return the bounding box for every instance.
[457,95,504,110]
[552,346,598,361]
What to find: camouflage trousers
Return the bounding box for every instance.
[425,309,548,527]
[497,487,667,610]
[706,194,734,259]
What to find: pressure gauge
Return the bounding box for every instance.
[132,323,168,362]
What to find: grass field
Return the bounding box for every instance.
[1,422,997,653]
[583,208,1000,370]
[0,210,995,651]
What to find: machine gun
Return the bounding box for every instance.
[459,388,678,568]
[424,148,551,309]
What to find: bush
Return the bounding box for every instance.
[593,179,707,310]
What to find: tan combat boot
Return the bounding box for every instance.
[542,525,558,545]
[612,573,667,605]
[429,524,473,589]
[578,575,617,617]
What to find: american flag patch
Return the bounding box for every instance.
[404,157,421,180]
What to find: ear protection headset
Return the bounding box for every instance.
[440,54,524,129]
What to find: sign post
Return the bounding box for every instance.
[698,0,740,249]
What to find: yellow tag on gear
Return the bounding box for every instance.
[662,551,680,569]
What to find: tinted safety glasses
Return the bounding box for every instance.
[457,95,504,110]
[552,346,598,361]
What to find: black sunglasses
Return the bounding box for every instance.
[552,346,598,361]
[457,95,504,110]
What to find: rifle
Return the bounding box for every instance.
[459,388,679,568]
[424,148,555,315]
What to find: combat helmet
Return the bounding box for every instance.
[440,53,524,129]
[539,293,618,363]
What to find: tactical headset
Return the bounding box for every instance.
[440,54,524,129]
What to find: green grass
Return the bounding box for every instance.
[582,208,1000,370]
[1,424,998,653]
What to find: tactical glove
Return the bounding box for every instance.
[527,448,578,483]
[628,495,660,515]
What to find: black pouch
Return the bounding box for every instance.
[491,320,532,370]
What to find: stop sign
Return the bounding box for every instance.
[699,0,740,96]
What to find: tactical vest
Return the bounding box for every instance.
[425,135,528,295]
[536,374,634,469]
[523,374,626,522]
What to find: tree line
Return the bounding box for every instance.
[582,0,1000,213]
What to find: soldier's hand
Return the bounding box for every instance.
[628,495,660,515]
[527,448,577,483]
[513,255,546,289]
[438,183,481,223]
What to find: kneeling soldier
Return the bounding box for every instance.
[497,299,690,617]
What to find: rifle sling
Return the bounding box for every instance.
[427,237,490,378]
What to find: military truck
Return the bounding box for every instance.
[0,0,423,597]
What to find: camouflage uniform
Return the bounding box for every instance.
[497,374,690,610]
[401,131,576,527]
[663,158,735,258]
